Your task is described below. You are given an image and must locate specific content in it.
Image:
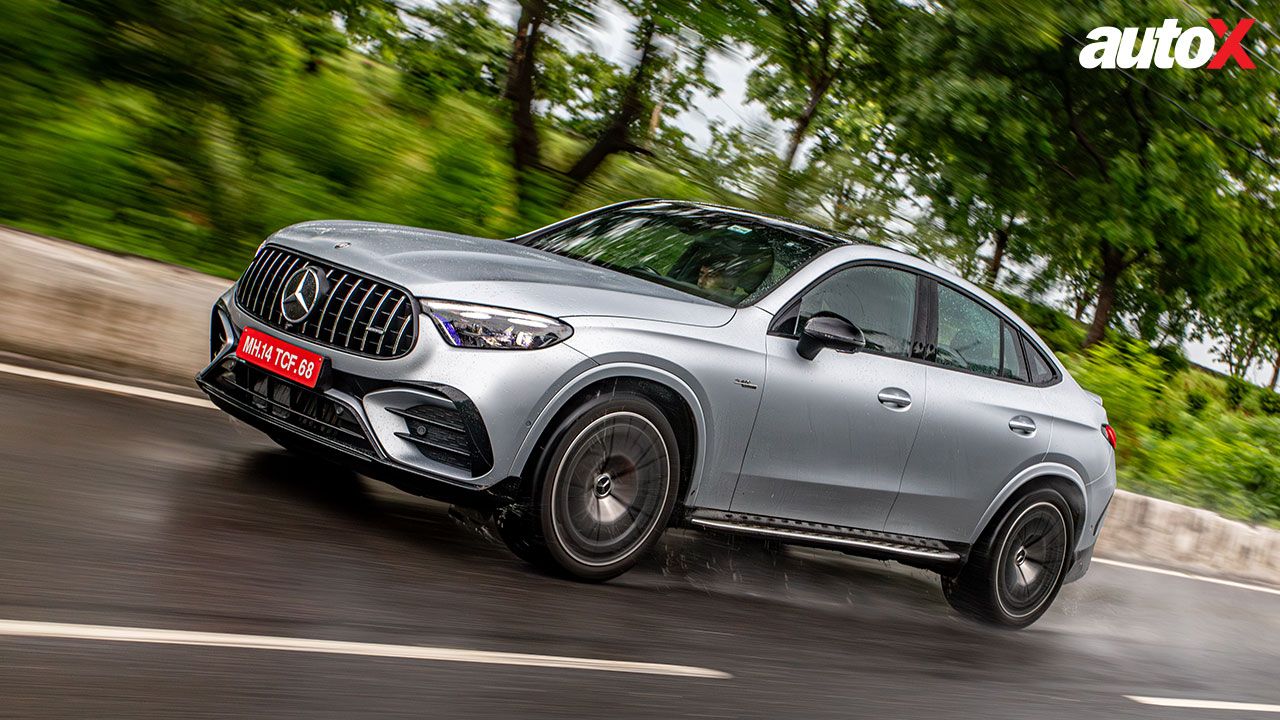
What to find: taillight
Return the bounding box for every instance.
[1102,424,1117,449]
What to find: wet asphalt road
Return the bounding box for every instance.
[1,366,1278,719]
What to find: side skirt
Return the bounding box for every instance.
[685,509,966,572]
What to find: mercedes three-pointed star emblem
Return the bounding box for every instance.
[279,266,329,324]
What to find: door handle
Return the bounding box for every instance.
[877,388,912,409]
[1009,416,1037,435]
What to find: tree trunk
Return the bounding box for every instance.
[1243,337,1261,378]
[782,78,831,170]
[1072,288,1091,321]
[561,18,658,199]
[986,227,1009,286]
[1084,246,1123,348]
[646,64,674,138]
[504,2,544,178]
[1269,352,1279,391]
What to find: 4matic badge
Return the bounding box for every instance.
[1079,18,1255,69]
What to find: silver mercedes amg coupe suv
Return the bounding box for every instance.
[198,199,1116,628]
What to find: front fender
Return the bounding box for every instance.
[507,361,711,501]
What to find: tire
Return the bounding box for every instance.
[497,390,681,582]
[942,489,1073,629]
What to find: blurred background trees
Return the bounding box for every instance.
[2,0,1280,518]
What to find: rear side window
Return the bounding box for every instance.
[794,265,918,357]
[935,285,1002,376]
[1023,336,1058,384]
[1000,323,1028,381]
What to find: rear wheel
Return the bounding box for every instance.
[942,489,1072,628]
[497,391,681,582]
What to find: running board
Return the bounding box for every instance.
[688,513,962,565]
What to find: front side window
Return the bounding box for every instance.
[514,202,842,307]
[791,265,918,357]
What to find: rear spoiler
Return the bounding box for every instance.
[1084,390,1104,407]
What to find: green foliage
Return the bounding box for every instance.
[1227,377,1252,410]
[995,291,1085,354]
[1261,392,1280,418]
[1057,342,1280,526]
[1151,344,1190,376]
[1185,390,1209,417]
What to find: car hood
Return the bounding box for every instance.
[267,220,735,327]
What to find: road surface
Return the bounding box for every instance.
[1,361,1277,718]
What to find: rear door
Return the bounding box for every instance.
[731,264,928,530]
[885,281,1053,542]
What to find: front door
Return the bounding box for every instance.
[731,264,927,530]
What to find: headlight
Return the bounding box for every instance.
[423,300,573,350]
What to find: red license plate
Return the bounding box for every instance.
[235,327,326,388]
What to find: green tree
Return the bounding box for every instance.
[874,0,1279,347]
[397,0,512,100]
[747,0,869,170]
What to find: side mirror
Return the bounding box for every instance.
[797,314,866,360]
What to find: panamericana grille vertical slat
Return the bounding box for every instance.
[239,248,272,312]
[361,288,394,353]
[375,296,406,355]
[345,283,376,346]
[245,247,279,310]
[248,249,285,315]
[331,278,364,344]
[234,246,417,359]
[267,256,303,323]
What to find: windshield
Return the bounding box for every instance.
[513,203,844,306]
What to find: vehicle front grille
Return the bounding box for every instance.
[206,357,375,456]
[235,246,417,359]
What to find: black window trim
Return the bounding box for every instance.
[767,259,1062,387]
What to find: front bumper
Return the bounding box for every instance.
[198,367,506,507]
[199,290,594,504]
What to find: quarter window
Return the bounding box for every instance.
[1023,336,1058,384]
[1000,323,1029,382]
[793,265,918,357]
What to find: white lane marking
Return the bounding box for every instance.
[1127,696,1280,713]
[1094,558,1280,598]
[0,619,731,679]
[0,361,214,409]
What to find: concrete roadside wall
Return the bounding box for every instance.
[1098,490,1280,586]
[2,226,1278,587]
[0,227,230,386]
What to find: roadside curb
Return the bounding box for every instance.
[0,227,231,387]
[3,227,1278,588]
[1098,491,1280,588]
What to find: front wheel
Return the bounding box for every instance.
[942,489,1072,629]
[498,391,681,582]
